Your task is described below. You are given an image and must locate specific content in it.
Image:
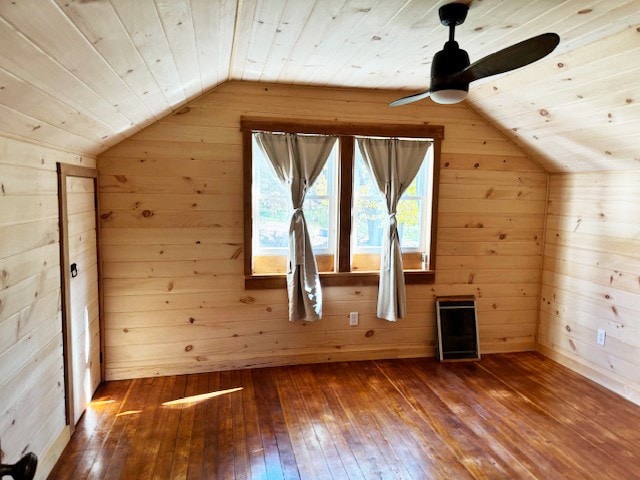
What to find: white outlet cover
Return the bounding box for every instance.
[349,312,359,326]
[597,328,606,346]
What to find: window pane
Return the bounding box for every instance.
[403,166,426,197]
[304,197,330,249]
[354,149,384,248]
[397,198,422,249]
[253,135,337,256]
[307,160,331,196]
[257,197,289,248]
[355,196,386,248]
[258,165,285,195]
[353,139,430,254]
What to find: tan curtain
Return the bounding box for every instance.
[357,137,431,321]
[255,132,337,322]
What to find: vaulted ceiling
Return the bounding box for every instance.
[0,0,638,172]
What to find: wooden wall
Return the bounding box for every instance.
[0,135,94,478]
[98,81,547,381]
[538,171,640,405]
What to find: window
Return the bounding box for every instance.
[252,135,339,273]
[351,141,434,272]
[242,118,443,289]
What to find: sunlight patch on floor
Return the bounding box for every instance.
[162,387,243,407]
[90,399,116,406]
[116,410,142,417]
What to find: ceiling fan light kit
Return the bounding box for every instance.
[390,2,560,107]
[430,89,468,104]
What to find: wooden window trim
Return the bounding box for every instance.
[242,117,442,289]
[338,136,354,273]
[241,118,444,139]
[246,271,435,290]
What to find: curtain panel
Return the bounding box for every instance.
[254,132,337,322]
[357,137,431,321]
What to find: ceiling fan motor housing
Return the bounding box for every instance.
[431,41,470,93]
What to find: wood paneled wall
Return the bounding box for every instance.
[98,81,547,381]
[0,135,94,478]
[538,171,640,405]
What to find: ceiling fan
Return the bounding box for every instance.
[389,2,560,106]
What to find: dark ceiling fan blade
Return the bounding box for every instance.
[455,32,560,84]
[389,89,432,107]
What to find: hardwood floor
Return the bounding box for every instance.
[49,352,640,479]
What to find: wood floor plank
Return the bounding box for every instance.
[489,353,640,436]
[355,360,477,480]
[119,376,166,478]
[479,353,640,478]
[275,365,337,480]
[357,363,466,479]
[201,371,220,478]
[238,368,268,479]
[77,390,127,480]
[291,365,366,480]
[152,374,187,479]
[401,358,546,478]
[314,362,391,479]
[214,370,236,479]
[439,360,605,479]
[378,359,530,479]
[185,372,212,480]
[169,374,200,479]
[318,362,416,479]
[135,375,177,479]
[48,380,131,479]
[84,377,147,480]
[101,377,155,480]
[251,367,299,480]
[229,369,250,480]
[49,353,640,480]
[343,361,441,479]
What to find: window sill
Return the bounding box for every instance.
[244,270,435,290]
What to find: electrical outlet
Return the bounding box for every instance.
[597,328,606,346]
[349,312,359,326]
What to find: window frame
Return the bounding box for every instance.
[241,117,444,289]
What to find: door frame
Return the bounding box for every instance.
[57,163,104,433]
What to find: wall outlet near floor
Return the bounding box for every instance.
[349,312,359,326]
[597,328,606,346]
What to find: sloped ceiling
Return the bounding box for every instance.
[0,0,638,172]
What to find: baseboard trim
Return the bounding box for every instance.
[105,346,435,381]
[105,343,535,381]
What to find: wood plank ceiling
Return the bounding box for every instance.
[0,0,638,172]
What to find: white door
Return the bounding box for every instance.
[65,175,101,425]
